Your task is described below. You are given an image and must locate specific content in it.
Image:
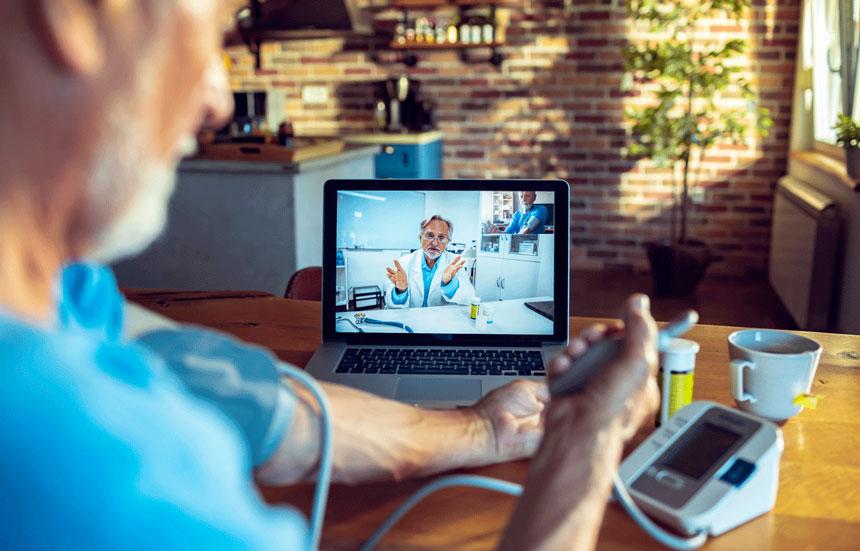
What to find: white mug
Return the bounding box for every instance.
[728,329,822,422]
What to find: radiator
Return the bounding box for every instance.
[768,176,840,330]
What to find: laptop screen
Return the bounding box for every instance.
[322,180,569,344]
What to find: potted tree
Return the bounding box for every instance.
[623,0,773,296]
[834,114,860,179]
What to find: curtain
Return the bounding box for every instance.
[839,0,860,116]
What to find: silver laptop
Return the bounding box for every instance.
[305,179,570,407]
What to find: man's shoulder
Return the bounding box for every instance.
[0,314,303,549]
[0,315,101,375]
[528,205,549,223]
[0,314,154,390]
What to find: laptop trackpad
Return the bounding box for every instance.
[395,378,482,405]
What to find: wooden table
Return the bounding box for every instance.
[127,292,860,550]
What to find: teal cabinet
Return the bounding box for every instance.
[345,131,444,179]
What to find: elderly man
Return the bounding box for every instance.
[506,190,549,234]
[385,214,475,308]
[0,1,660,549]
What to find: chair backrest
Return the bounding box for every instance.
[284,267,322,301]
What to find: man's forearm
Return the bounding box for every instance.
[499,410,624,551]
[256,381,491,486]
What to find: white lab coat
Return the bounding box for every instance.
[385,249,476,308]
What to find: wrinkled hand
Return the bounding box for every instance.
[496,297,658,551]
[471,380,550,462]
[385,259,408,292]
[441,255,466,285]
[546,294,660,442]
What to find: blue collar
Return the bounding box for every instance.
[422,254,439,273]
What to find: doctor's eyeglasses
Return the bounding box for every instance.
[421,232,449,244]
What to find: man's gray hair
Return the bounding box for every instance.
[419,214,453,237]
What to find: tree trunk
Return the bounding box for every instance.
[679,148,690,244]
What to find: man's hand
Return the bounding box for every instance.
[441,255,465,285]
[549,295,660,442]
[500,294,659,551]
[385,259,408,292]
[471,380,549,463]
[258,377,549,486]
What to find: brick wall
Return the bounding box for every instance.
[227,0,799,276]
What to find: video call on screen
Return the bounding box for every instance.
[333,190,556,336]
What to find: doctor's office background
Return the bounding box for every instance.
[336,190,555,311]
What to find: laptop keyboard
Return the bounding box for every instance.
[335,348,546,377]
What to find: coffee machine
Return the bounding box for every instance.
[375,76,436,133]
[211,91,270,143]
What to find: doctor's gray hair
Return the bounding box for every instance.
[419,215,453,237]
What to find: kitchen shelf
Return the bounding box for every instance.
[390,41,504,50]
[387,0,506,67]
[393,0,506,7]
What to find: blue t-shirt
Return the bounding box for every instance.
[0,264,307,549]
[506,205,549,234]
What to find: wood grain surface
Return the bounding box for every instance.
[127,292,860,550]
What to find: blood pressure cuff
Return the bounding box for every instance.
[134,328,295,468]
[56,262,294,468]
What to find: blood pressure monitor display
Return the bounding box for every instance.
[621,402,782,539]
[662,422,742,480]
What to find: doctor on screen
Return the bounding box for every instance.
[385,215,476,308]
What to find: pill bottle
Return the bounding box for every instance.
[470,297,481,320]
[656,338,699,426]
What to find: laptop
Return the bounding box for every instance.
[305,179,570,407]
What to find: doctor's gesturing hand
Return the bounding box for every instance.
[386,259,409,292]
[441,254,466,284]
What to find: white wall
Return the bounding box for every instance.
[424,191,482,248]
[344,249,410,294]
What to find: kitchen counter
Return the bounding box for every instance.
[111,144,377,294]
[343,130,444,146]
[179,144,380,175]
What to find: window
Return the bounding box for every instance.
[807,0,860,150]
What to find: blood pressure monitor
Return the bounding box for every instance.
[619,401,783,537]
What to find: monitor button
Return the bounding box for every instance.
[720,458,756,487]
[655,470,684,490]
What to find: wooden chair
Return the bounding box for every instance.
[284,267,322,301]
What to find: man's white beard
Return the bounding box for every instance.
[425,249,442,260]
[88,160,176,264]
[86,97,188,264]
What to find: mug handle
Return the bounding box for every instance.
[730,360,757,403]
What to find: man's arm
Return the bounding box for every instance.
[390,287,409,305]
[441,276,459,299]
[519,206,548,235]
[500,295,659,550]
[256,379,548,486]
[505,212,519,234]
[499,406,625,549]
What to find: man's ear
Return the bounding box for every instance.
[33,0,105,75]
